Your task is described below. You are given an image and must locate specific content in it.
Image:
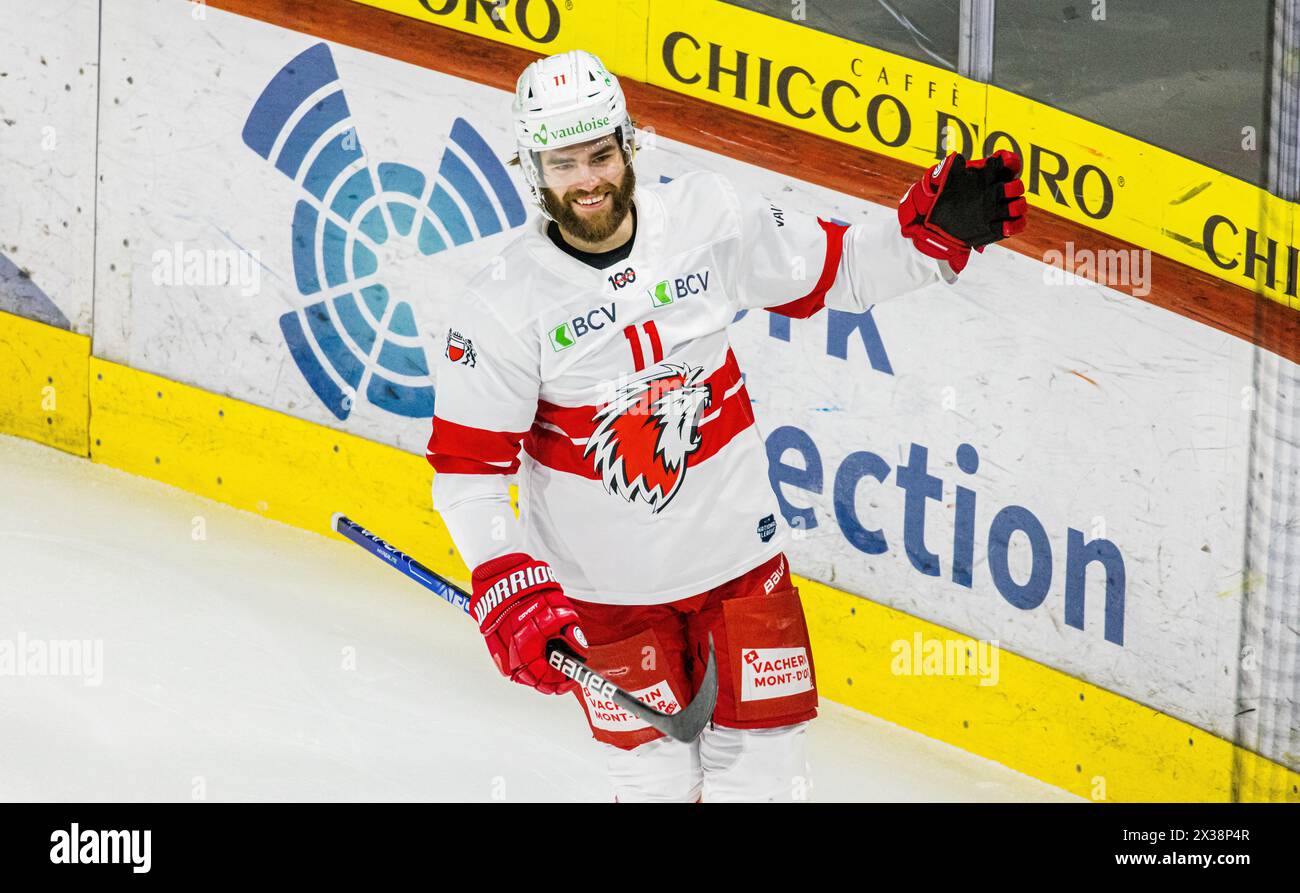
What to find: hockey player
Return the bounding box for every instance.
[427,50,1026,802]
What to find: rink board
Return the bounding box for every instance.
[87,356,467,590]
[0,311,90,455]
[82,354,1299,802]
[87,2,1295,790]
[89,0,1283,763]
[1,277,1293,801]
[0,2,99,333]
[348,0,1300,315]
[0,0,1295,801]
[802,578,1297,804]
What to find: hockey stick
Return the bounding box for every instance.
[331,513,718,743]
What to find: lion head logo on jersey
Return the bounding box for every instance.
[583,363,712,513]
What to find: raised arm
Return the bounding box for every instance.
[716,151,1026,319]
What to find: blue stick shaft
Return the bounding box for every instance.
[332,513,471,615]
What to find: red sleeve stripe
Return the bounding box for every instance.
[428,454,521,475]
[426,416,527,474]
[765,218,848,319]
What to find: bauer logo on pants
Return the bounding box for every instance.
[740,647,813,701]
[582,680,681,732]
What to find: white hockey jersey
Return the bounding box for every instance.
[427,170,942,605]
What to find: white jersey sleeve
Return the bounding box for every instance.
[715,172,944,318]
[426,291,536,570]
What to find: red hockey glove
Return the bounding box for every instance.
[470,552,588,695]
[898,150,1027,274]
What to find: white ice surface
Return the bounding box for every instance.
[0,434,1079,802]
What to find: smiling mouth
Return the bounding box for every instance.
[572,193,609,210]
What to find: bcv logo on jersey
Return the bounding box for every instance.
[648,266,712,308]
[550,302,617,351]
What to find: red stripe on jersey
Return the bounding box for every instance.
[534,350,744,441]
[523,382,756,480]
[693,383,756,464]
[534,398,598,440]
[713,348,742,392]
[523,423,598,478]
[765,218,848,319]
[427,416,526,474]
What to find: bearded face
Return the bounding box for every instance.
[538,136,637,244]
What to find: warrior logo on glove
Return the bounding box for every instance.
[584,363,712,513]
[470,552,588,696]
[898,150,1028,274]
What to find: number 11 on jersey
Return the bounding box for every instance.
[622,321,663,372]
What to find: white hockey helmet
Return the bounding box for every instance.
[512,49,635,219]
